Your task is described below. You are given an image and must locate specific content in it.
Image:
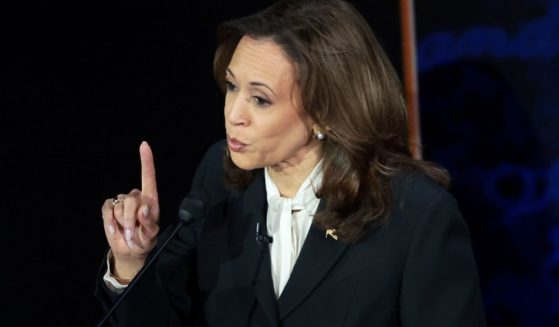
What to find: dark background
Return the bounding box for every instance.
[2,0,557,325]
[416,0,559,325]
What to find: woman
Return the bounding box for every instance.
[97,0,486,326]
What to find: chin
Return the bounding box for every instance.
[230,152,262,171]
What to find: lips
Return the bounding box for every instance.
[227,135,248,152]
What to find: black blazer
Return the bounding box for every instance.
[96,140,486,326]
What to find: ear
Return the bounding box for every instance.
[312,124,331,133]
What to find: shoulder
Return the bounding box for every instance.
[390,169,457,216]
[382,169,466,241]
[389,172,485,325]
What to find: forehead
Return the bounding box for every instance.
[228,36,296,89]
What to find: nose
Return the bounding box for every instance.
[225,92,249,127]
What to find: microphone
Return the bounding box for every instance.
[97,189,210,327]
[178,189,209,223]
[255,222,273,245]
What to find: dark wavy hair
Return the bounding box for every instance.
[213,0,449,243]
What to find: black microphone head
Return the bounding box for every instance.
[178,189,210,223]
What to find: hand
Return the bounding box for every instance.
[101,141,160,280]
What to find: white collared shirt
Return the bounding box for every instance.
[264,161,323,298]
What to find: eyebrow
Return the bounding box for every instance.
[226,68,276,96]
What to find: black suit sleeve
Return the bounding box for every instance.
[399,190,487,327]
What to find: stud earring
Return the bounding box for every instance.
[315,130,325,140]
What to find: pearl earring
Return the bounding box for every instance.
[315,130,325,140]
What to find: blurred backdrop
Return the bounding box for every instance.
[2,0,557,325]
[417,0,559,325]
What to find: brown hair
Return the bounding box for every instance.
[214,0,449,243]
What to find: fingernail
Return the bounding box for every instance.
[126,240,134,248]
[125,228,132,240]
[143,206,149,217]
[108,225,115,234]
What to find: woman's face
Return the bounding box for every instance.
[224,35,321,171]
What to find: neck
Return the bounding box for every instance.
[267,142,322,198]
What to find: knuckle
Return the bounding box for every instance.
[102,199,115,212]
[124,195,139,208]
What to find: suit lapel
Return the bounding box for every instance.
[240,170,279,325]
[277,199,349,319]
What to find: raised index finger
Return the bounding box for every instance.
[140,141,158,199]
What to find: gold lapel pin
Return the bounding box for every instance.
[325,228,338,240]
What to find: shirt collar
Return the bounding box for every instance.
[264,160,323,209]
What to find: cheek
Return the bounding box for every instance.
[223,94,232,116]
[258,119,299,146]
[277,115,309,143]
[260,119,310,155]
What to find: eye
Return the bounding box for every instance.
[252,96,272,107]
[225,80,237,92]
